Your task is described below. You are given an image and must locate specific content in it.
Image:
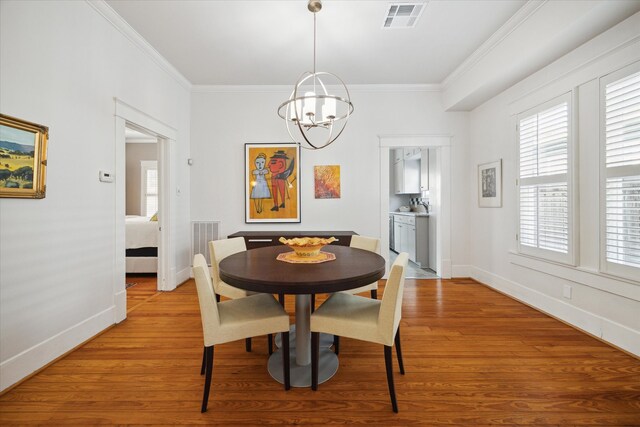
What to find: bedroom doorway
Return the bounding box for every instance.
[114,98,178,323]
[124,125,159,294]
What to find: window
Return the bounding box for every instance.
[517,93,573,264]
[601,64,640,279]
[141,161,158,218]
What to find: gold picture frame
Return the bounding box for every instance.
[0,114,49,198]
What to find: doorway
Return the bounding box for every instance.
[114,99,177,323]
[389,145,438,279]
[124,125,159,294]
[379,135,452,279]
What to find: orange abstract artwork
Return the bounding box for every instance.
[314,165,340,199]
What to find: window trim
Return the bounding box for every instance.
[599,60,640,282]
[140,160,158,218]
[516,91,576,266]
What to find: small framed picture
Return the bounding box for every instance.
[0,114,49,199]
[478,159,502,208]
[245,143,300,223]
[314,165,341,199]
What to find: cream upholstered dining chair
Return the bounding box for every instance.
[329,235,381,354]
[310,253,408,413]
[209,237,253,300]
[193,254,291,412]
[345,235,381,298]
[200,237,262,375]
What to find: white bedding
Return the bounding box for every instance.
[125,215,159,249]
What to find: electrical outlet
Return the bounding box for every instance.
[563,284,572,299]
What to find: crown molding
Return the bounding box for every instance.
[441,0,547,90]
[86,0,192,91]
[192,83,441,93]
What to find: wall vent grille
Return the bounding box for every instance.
[383,2,426,29]
[191,221,220,266]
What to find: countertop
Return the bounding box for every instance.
[390,211,430,217]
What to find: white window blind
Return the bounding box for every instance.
[140,161,158,218]
[518,96,571,261]
[604,69,640,272]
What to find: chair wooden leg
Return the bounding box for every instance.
[201,346,214,413]
[310,294,315,313]
[278,293,285,307]
[311,332,320,391]
[384,345,398,413]
[395,328,405,375]
[282,331,291,390]
[333,335,340,355]
[371,289,377,299]
[268,334,273,355]
[245,337,252,352]
[200,346,206,375]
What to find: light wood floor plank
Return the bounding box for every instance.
[1,277,639,425]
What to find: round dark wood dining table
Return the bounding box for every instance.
[218,244,386,387]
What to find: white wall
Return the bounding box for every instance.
[190,88,470,270]
[468,13,640,355]
[0,1,191,391]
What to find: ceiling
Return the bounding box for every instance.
[106,0,527,86]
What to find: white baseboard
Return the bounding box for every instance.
[177,266,191,285]
[469,266,640,357]
[0,306,115,392]
[451,265,471,278]
[441,259,452,279]
[114,289,127,323]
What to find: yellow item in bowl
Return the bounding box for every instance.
[278,236,337,258]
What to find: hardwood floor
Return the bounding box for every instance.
[1,278,639,425]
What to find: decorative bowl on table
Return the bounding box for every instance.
[278,236,337,258]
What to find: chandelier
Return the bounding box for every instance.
[277,0,354,150]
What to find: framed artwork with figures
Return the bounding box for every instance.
[478,159,502,208]
[245,143,300,223]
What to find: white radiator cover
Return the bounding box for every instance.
[191,221,220,265]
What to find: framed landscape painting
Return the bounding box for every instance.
[245,143,300,223]
[478,159,502,208]
[0,114,49,199]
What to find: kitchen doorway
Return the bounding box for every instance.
[388,145,438,279]
[379,135,452,279]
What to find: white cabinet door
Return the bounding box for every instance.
[403,159,420,193]
[420,149,429,192]
[394,161,404,194]
[394,221,403,251]
[393,148,403,163]
[401,224,416,262]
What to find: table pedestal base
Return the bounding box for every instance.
[275,327,334,348]
[268,347,338,388]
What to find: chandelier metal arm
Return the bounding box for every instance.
[277,0,352,150]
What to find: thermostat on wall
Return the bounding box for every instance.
[99,170,114,183]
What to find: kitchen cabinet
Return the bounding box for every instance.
[393,148,403,163]
[392,214,429,266]
[394,158,420,194]
[420,149,429,192]
[403,147,421,159]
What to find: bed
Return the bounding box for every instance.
[126,215,158,273]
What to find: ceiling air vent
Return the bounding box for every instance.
[382,2,426,29]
